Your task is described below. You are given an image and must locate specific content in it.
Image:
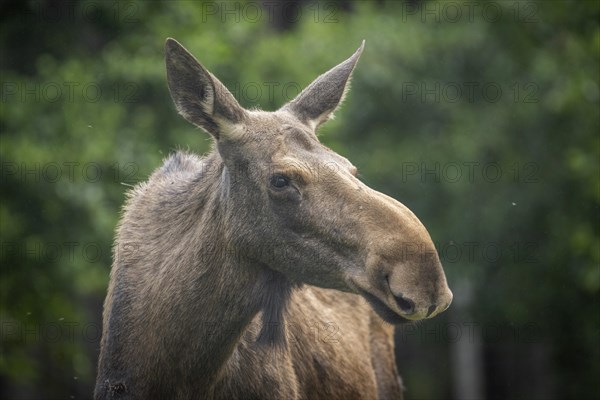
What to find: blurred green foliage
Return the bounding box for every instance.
[1,1,598,399]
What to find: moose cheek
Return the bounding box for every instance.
[267,188,307,229]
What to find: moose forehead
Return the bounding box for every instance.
[239,110,356,176]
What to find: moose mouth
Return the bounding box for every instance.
[354,286,411,325]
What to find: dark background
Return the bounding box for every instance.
[1,1,599,399]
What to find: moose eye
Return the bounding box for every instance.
[270,174,290,189]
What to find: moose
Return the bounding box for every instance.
[94,38,452,399]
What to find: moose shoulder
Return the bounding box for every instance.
[94,38,452,400]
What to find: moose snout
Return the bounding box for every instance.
[354,244,453,323]
[353,190,453,322]
[385,271,453,321]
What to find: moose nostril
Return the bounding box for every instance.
[394,295,415,315]
[426,304,437,318]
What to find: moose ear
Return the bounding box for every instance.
[282,41,365,130]
[165,38,247,140]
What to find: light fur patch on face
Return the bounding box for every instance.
[217,119,247,141]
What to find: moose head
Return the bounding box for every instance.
[165,38,452,325]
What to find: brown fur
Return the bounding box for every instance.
[94,39,452,399]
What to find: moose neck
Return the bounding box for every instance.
[213,159,294,347]
[141,152,291,391]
